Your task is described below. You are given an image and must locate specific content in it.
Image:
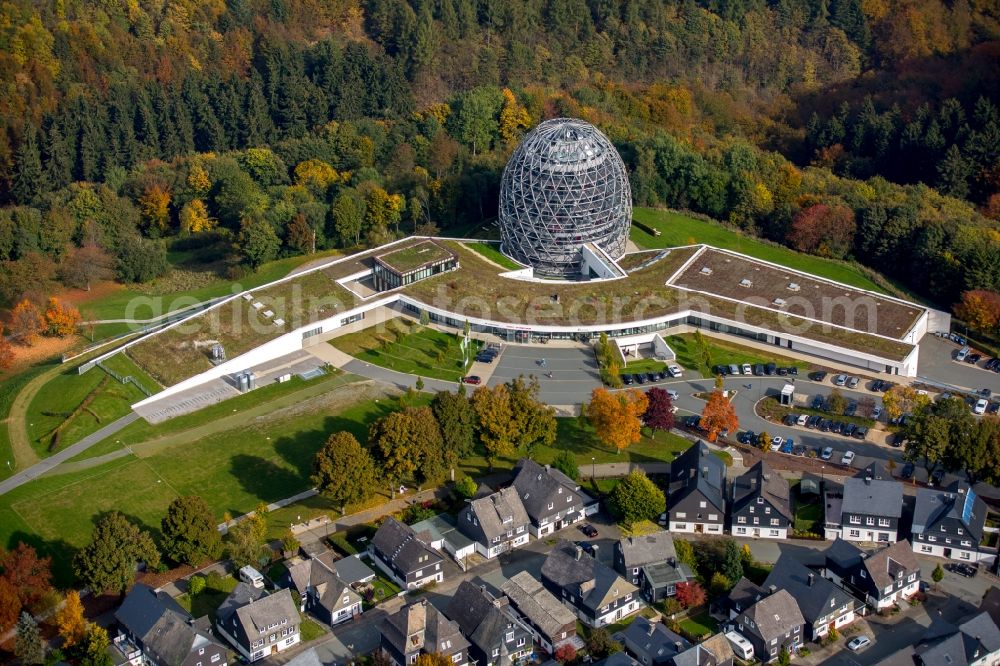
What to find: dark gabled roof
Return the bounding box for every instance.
[541,540,638,613]
[861,540,920,591]
[621,616,689,663]
[730,461,792,520]
[744,589,804,641]
[467,486,530,540]
[116,583,224,665]
[217,584,297,641]
[669,442,725,512]
[333,556,376,585]
[501,571,576,639]
[445,581,528,653]
[512,458,590,521]
[593,653,637,666]
[763,554,855,624]
[916,612,1000,666]
[841,476,903,518]
[912,481,988,541]
[380,599,469,657]
[372,517,442,573]
[981,587,1000,629]
[672,633,734,666]
[617,531,678,569]
[727,577,764,614]
[823,538,865,573]
[855,462,891,481]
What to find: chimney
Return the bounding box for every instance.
[647,622,656,636]
[591,545,599,557]
[807,573,814,587]
[668,557,676,567]
[768,585,777,595]
[575,546,583,561]
[674,641,683,652]
[702,466,708,478]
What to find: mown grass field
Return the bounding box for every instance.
[631,208,887,293]
[0,363,53,480]
[331,320,480,382]
[465,241,521,270]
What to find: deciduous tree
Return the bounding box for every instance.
[43,297,81,337]
[585,628,622,658]
[370,406,446,488]
[787,203,856,258]
[9,299,44,345]
[608,470,666,526]
[179,199,215,234]
[675,581,706,609]
[0,325,13,370]
[587,387,649,452]
[552,449,579,481]
[700,390,738,442]
[0,577,20,633]
[236,216,280,269]
[472,383,515,466]
[56,590,86,648]
[60,245,114,291]
[226,513,267,570]
[312,431,379,513]
[139,184,171,234]
[954,290,1000,332]
[431,390,475,460]
[553,643,577,663]
[414,654,452,666]
[161,496,223,566]
[507,376,557,458]
[75,623,112,666]
[643,387,675,433]
[0,542,53,609]
[74,512,160,594]
[882,385,930,421]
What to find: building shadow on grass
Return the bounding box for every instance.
[8,530,78,589]
[229,454,307,514]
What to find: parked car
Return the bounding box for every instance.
[792,444,808,457]
[667,365,683,378]
[770,436,783,452]
[870,379,885,392]
[634,373,646,385]
[809,371,828,382]
[765,362,776,375]
[947,563,977,578]
[833,374,847,386]
[728,364,740,375]
[967,353,982,364]
[811,395,825,410]
[872,406,883,420]
[462,375,482,385]
[578,523,599,538]
[831,421,844,435]
[989,402,1000,415]
[646,372,658,383]
[853,426,869,440]
[847,636,871,652]
[979,388,993,398]
[974,398,989,415]
[621,374,634,385]
[780,439,794,454]
[667,389,679,400]
[847,376,860,389]
[806,415,821,429]
[738,430,756,445]
[844,401,858,416]
[777,367,788,376]
[742,363,752,375]
[783,414,797,426]
[821,446,834,460]
[843,423,857,437]
[713,365,728,376]
[656,369,668,380]
[753,364,765,376]
[956,347,970,362]
[900,462,915,480]
[475,354,495,363]
[820,419,833,432]
[787,367,798,375]
[841,451,856,465]
[930,467,946,485]
[796,414,808,427]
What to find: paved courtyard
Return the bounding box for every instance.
[487,344,602,406]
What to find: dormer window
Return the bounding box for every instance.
[756,497,763,504]
[547,503,554,510]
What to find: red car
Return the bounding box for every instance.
[462,375,482,385]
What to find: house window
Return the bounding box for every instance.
[633,568,639,575]
[676,512,686,518]
[960,551,971,560]
[908,573,916,582]
[770,530,779,536]
[770,519,779,526]
[866,517,875,526]
[517,638,526,647]
[700,501,707,508]
[849,530,860,538]
[492,649,500,657]
[957,528,963,535]
[849,516,860,524]
[506,632,514,642]
[929,536,937,542]
[199,649,205,656]
[211,656,220,663]
[738,516,746,523]
[516,526,524,533]
[765,507,771,514]
[708,514,718,521]
[921,545,932,553]
[962,540,971,547]
[675,523,687,530]
[878,518,890,527]
[757,497,763,504]
[547,503,554,510]
[625,593,632,601]
[451,655,462,664]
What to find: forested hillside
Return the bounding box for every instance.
[1,0,999,342]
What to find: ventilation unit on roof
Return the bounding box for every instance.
[787,282,800,292]
[773,298,787,307]
[739,278,753,288]
[700,266,713,276]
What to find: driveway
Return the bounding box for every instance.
[487,345,601,405]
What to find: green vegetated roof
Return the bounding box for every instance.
[127,237,916,387]
[375,239,456,274]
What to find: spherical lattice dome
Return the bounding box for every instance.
[498,118,632,278]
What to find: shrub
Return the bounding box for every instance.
[189,575,206,596]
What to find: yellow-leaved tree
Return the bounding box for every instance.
[56,590,86,647]
[587,387,649,453]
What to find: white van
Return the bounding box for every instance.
[725,631,754,661]
[239,565,265,589]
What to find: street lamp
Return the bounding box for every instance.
[592,457,596,480]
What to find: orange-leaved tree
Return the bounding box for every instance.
[587,387,649,453]
[56,590,86,648]
[700,389,738,442]
[9,300,44,345]
[954,290,1000,333]
[0,325,13,370]
[44,297,81,337]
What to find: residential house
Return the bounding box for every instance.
[113,584,228,666]
[410,513,477,562]
[500,571,578,654]
[823,539,921,611]
[911,481,994,564]
[670,633,735,666]
[620,616,690,665]
[763,554,860,641]
[458,486,531,558]
[286,553,363,626]
[915,612,1000,666]
[729,588,805,664]
[729,462,792,540]
[370,517,445,589]
[444,581,533,666]
[827,467,903,543]
[666,442,726,535]
[725,577,765,621]
[511,458,596,537]
[216,583,299,662]
[378,598,470,666]
[614,531,692,602]
[541,540,642,628]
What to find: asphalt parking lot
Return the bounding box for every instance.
[918,334,1000,395]
[486,344,601,405]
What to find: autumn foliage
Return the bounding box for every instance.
[0,324,13,370]
[643,387,675,433]
[954,290,1000,333]
[56,590,87,648]
[9,300,44,345]
[675,581,707,609]
[587,387,649,452]
[700,390,739,443]
[44,297,81,337]
[787,204,856,259]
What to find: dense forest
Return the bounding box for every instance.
[1,0,1000,332]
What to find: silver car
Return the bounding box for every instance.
[833,374,847,386]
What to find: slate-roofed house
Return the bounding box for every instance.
[512,458,596,537]
[370,517,445,589]
[671,633,735,666]
[113,584,228,666]
[500,571,578,654]
[614,531,692,602]
[725,577,765,621]
[445,581,533,666]
[914,611,1000,666]
[216,583,299,662]
[763,554,860,641]
[666,442,725,535]
[378,598,470,666]
[541,539,642,628]
[620,616,690,665]
[823,538,921,611]
[730,589,804,664]
[729,462,792,540]
[286,553,362,626]
[911,481,994,564]
[830,468,903,543]
[458,486,531,558]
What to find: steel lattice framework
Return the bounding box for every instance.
[498,118,632,278]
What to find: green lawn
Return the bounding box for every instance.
[679,611,719,639]
[631,208,887,293]
[175,573,238,620]
[621,358,667,374]
[331,320,480,382]
[791,481,824,534]
[757,396,876,429]
[465,241,521,270]
[299,616,326,642]
[666,333,811,378]
[24,365,149,457]
[368,572,402,605]
[101,352,163,395]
